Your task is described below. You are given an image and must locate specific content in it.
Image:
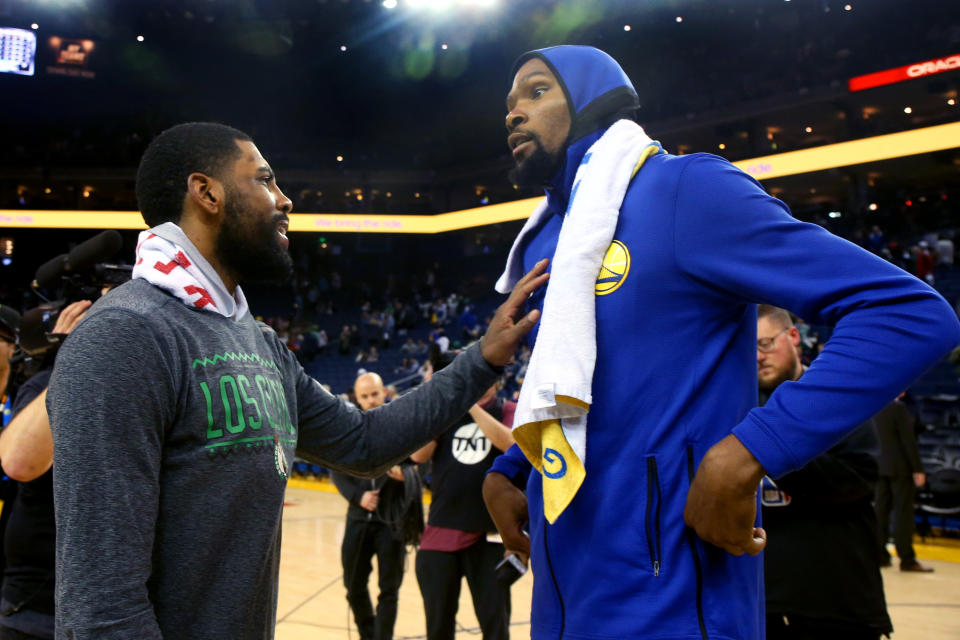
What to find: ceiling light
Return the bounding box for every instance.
[828,211,841,218]
[949,98,957,106]
[340,45,347,52]
[136,35,145,42]
[30,23,38,30]
[675,16,683,23]
[441,43,448,50]
[623,25,631,31]
[383,0,398,7]
[868,203,878,211]
[718,143,726,150]
[844,4,852,10]
[804,126,813,133]
[904,106,913,114]
[336,155,344,162]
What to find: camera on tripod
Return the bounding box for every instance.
[19,230,131,357]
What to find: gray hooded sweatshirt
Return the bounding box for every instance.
[47,226,499,639]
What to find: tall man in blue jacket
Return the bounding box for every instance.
[483,45,959,640]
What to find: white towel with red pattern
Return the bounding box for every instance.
[132,222,249,321]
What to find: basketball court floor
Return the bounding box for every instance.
[276,481,960,640]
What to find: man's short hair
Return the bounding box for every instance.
[135,122,252,227]
[757,304,794,329]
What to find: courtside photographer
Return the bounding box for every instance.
[0,231,128,640]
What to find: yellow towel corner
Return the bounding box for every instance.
[514,420,586,524]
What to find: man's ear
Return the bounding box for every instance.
[788,326,801,347]
[186,173,224,217]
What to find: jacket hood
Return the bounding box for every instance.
[511,45,640,212]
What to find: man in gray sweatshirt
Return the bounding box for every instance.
[46,122,549,640]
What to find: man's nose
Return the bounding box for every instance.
[506,110,526,132]
[276,187,293,214]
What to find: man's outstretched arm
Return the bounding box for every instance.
[295,260,549,475]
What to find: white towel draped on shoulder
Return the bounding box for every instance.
[495,119,661,522]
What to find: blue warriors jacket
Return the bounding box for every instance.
[490,46,960,640]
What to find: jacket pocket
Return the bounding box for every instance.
[645,455,663,577]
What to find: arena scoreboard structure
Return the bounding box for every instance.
[0,26,36,76]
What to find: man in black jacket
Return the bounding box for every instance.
[333,372,421,640]
[874,395,933,572]
[757,305,892,639]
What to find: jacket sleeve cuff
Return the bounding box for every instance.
[732,413,800,480]
[473,339,505,375]
[487,445,532,489]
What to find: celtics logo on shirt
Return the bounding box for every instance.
[274,433,290,480]
[451,423,491,465]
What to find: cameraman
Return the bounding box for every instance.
[0,306,19,426]
[0,300,90,640]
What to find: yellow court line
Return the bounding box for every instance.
[4,121,960,232]
[914,542,960,565]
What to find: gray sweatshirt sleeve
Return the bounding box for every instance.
[290,342,499,476]
[48,310,174,640]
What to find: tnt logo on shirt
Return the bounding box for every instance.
[451,423,491,465]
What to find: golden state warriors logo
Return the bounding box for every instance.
[595,240,630,296]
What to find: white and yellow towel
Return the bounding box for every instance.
[496,119,662,523]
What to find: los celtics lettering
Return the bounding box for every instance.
[193,352,296,454]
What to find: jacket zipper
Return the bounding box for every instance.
[543,517,566,640]
[645,457,662,577]
[686,445,709,640]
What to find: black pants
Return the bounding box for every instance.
[767,614,882,640]
[0,626,49,640]
[342,518,406,640]
[875,475,917,565]
[415,540,510,640]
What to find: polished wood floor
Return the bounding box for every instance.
[276,485,960,640]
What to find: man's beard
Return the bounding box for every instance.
[758,357,800,393]
[508,134,563,189]
[215,189,293,285]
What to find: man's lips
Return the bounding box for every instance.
[276,218,289,249]
[512,140,533,160]
[508,131,532,151]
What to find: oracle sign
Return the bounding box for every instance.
[849,53,960,91]
[907,55,960,78]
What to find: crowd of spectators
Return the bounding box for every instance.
[256,263,498,398]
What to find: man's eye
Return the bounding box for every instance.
[532,87,547,99]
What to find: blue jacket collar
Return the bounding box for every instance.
[545,129,605,215]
